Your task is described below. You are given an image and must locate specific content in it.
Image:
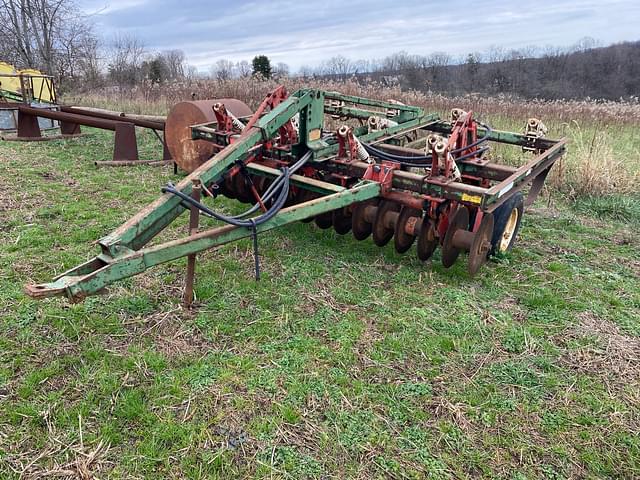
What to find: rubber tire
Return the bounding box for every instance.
[490,192,524,256]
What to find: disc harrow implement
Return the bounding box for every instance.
[25,86,566,302]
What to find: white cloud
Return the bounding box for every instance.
[79,0,640,71]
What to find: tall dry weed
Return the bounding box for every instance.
[559,122,640,197]
[65,78,640,197]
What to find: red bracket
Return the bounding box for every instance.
[363,161,398,194]
[243,85,298,146]
[430,110,480,179]
[213,103,236,133]
[337,126,360,161]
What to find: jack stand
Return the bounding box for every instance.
[183,179,201,307]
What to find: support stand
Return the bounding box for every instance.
[183,179,202,307]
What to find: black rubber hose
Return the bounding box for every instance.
[363,121,492,164]
[449,122,492,155]
[363,142,432,163]
[162,167,290,228]
[454,145,490,161]
[230,151,312,219]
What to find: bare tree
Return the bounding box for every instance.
[297,64,315,78]
[75,33,101,86]
[0,0,97,79]
[107,33,146,86]
[211,59,234,80]
[424,51,451,90]
[185,64,199,80]
[272,62,289,79]
[235,60,251,78]
[161,49,185,80]
[321,55,357,78]
[572,36,600,53]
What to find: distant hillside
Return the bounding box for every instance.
[367,41,640,100]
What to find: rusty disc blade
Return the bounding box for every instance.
[352,199,379,240]
[223,174,237,199]
[442,206,469,268]
[416,216,438,261]
[234,173,253,204]
[216,178,232,198]
[468,213,494,276]
[165,99,252,173]
[372,200,401,247]
[315,211,334,229]
[394,206,422,253]
[332,207,352,235]
[254,176,268,196]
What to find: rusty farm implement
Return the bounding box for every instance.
[25,86,566,302]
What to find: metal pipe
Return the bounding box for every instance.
[382,190,425,210]
[94,159,172,167]
[18,105,119,131]
[183,180,201,307]
[61,106,165,130]
[65,106,166,123]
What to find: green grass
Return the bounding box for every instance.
[0,129,639,479]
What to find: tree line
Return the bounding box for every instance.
[299,38,640,100]
[1,0,637,100]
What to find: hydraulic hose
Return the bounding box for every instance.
[161,151,313,281]
[162,150,313,226]
[454,145,490,161]
[449,122,493,155]
[362,143,433,166]
[162,167,290,227]
[229,151,312,219]
[363,120,493,167]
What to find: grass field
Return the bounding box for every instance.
[1,121,639,478]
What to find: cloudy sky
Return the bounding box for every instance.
[80,0,640,72]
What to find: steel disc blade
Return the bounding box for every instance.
[223,174,237,199]
[468,213,494,276]
[315,212,333,229]
[234,173,253,203]
[442,206,469,268]
[416,216,438,261]
[394,206,422,253]
[332,207,352,235]
[372,200,401,247]
[352,199,379,240]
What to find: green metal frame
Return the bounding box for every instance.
[26,182,380,301]
[0,89,23,102]
[25,88,565,301]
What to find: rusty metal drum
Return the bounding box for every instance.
[165,99,252,173]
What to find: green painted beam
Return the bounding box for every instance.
[27,181,381,301]
[99,127,264,255]
[246,163,345,194]
[323,91,423,114]
[427,121,559,148]
[310,115,439,159]
[98,93,314,256]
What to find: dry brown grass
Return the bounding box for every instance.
[65,78,640,125]
[557,312,640,398]
[541,121,640,197]
[64,78,640,197]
